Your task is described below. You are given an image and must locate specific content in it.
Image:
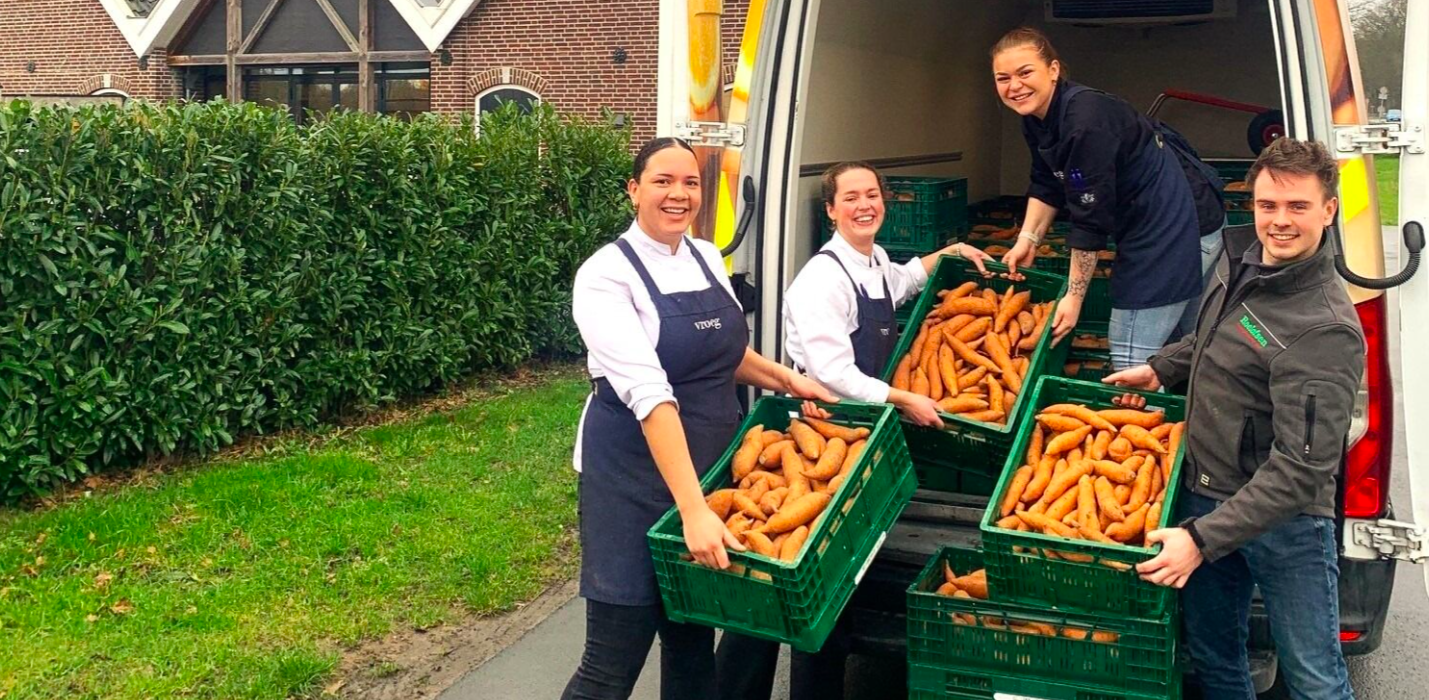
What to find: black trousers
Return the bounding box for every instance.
[715,625,852,700]
[562,599,717,700]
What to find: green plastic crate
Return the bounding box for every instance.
[907,545,1180,697]
[881,258,1069,493]
[1062,351,1114,383]
[648,397,916,652]
[908,662,1180,700]
[979,377,1187,618]
[817,177,968,254]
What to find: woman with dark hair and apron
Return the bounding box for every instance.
[991,27,1222,369]
[714,161,994,700]
[562,137,835,700]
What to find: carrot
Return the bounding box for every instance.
[1017,511,1080,539]
[940,297,997,317]
[935,581,960,596]
[1036,414,1087,433]
[1107,437,1133,462]
[952,569,989,599]
[944,281,980,300]
[1026,425,1046,468]
[1106,504,1150,542]
[759,487,788,515]
[937,396,989,414]
[1017,311,1035,334]
[954,317,993,342]
[1150,424,1173,441]
[1022,455,1057,504]
[1115,484,1133,505]
[986,375,1005,414]
[765,491,832,534]
[925,350,944,402]
[744,530,778,558]
[996,514,1026,530]
[726,513,752,538]
[781,445,811,502]
[779,525,810,561]
[1045,425,1093,455]
[1163,422,1184,487]
[740,470,787,490]
[748,479,771,504]
[994,291,1031,332]
[1019,311,1047,351]
[1088,430,1112,461]
[1042,404,1117,432]
[1076,475,1097,526]
[839,439,866,478]
[957,366,989,391]
[960,409,1005,423]
[1045,486,1082,522]
[803,437,846,480]
[1039,459,1090,505]
[938,345,960,397]
[1098,408,1166,429]
[731,426,764,481]
[804,417,869,443]
[1090,459,1137,485]
[1001,465,1035,516]
[937,315,978,342]
[759,440,795,467]
[1125,456,1155,512]
[787,419,825,459]
[706,489,736,520]
[892,354,913,391]
[1145,502,1165,535]
[942,559,957,584]
[761,431,786,446]
[947,335,1001,374]
[1094,476,1126,522]
[911,367,930,397]
[1120,424,1167,454]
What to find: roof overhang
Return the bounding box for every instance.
[384,0,483,53]
[98,0,205,57]
[101,0,480,58]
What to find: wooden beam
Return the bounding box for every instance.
[369,51,435,63]
[239,0,285,55]
[226,0,241,100]
[167,54,228,66]
[357,0,374,112]
[314,0,361,53]
[234,52,360,65]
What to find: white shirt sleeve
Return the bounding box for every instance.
[885,251,930,308]
[784,257,892,404]
[572,256,677,421]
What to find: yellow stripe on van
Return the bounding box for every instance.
[717,170,736,273]
[1339,157,1371,222]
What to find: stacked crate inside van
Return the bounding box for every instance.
[818,176,970,329]
[963,196,1115,380]
[905,376,1190,700]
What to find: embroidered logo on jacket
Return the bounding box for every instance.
[1237,315,1269,348]
[694,318,722,331]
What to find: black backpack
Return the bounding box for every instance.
[1150,119,1227,236]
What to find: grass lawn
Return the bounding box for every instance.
[0,366,589,700]
[1377,155,1399,226]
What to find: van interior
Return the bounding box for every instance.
[789,0,1280,274]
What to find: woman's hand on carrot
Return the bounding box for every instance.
[683,503,743,569]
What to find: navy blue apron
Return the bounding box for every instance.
[1037,84,1201,311]
[578,237,748,606]
[818,250,898,377]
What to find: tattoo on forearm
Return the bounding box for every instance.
[1069,250,1096,298]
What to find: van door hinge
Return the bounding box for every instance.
[1333,123,1425,156]
[673,121,746,148]
[1348,519,1429,563]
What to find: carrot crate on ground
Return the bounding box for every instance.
[647,397,915,652]
[979,377,1187,619]
[907,545,1180,698]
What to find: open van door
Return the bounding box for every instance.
[1392,0,1429,594]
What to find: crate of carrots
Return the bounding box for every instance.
[979,376,1187,619]
[907,545,1181,699]
[880,258,1068,493]
[647,397,916,652]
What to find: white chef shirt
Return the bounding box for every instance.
[570,221,741,472]
[783,232,928,404]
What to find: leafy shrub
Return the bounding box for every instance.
[0,100,631,497]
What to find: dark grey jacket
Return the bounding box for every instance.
[1148,225,1364,562]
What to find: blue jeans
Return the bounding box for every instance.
[1110,300,1191,370]
[1178,491,1354,700]
[1174,232,1225,339]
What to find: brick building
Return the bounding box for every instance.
[0,0,751,143]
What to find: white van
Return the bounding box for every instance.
[658,0,1426,691]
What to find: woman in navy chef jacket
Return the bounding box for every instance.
[714,161,996,700]
[561,137,835,700]
[991,27,1212,369]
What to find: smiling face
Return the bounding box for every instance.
[992,45,1061,120]
[1252,169,1338,266]
[826,168,885,246]
[628,146,702,240]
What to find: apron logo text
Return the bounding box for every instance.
[694,318,723,331]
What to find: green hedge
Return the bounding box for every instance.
[0,100,632,497]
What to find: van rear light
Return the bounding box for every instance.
[1344,296,1392,519]
[1339,630,1364,643]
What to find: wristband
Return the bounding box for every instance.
[1018,231,1040,246]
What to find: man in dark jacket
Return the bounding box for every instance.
[1103,138,1362,699]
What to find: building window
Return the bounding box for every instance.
[475,85,540,133]
[378,63,431,120]
[243,65,360,125]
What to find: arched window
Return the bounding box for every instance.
[474,85,539,134]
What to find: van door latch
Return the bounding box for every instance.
[673,121,747,148]
[1349,519,1428,563]
[1333,123,1425,156]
